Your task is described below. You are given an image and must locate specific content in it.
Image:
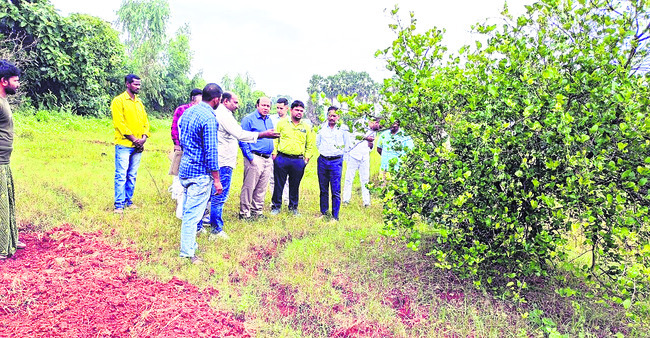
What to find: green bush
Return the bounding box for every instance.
[377,0,650,314]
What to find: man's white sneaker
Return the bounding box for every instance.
[209,231,229,241]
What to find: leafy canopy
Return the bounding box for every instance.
[376,0,650,315]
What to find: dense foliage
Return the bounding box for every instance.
[0,0,126,116]
[221,73,266,120]
[377,0,650,315]
[0,0,202,117]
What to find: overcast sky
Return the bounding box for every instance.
[50,0,534,102]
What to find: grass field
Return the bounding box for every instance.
[10,107,642,337]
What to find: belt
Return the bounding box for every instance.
[278,152,303,159]
[252,151,271,159]
[320,155,343,161]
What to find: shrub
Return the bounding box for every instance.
[376,0,650,314]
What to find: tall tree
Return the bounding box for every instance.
[116,0,169,111]
[0,0,126,115]
[306,70,380,123]
[221,73,265,120]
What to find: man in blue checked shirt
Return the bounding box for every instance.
[178,83,224,264]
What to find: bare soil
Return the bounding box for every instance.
[0,225,249,337]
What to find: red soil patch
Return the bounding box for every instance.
[0,225,249,337]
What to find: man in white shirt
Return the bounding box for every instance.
[343,117,380,207]
[210,92,278,239]
[316,106,349,221]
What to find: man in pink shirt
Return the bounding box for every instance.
[171,88,203,151]
[169,88,203,226]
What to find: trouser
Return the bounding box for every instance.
[114,145,142,209]
[342,155,370,205]
[0,165,17,257]
[240,154,273,217]
[269,168,289,202]
[210,166,233,233]
[179,175,212,258]
[272,154,306,211]
[317,156,343,220]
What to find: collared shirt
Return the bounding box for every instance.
[239,110,274,161]
[269,113,284,128]
[316,122,349,157]
[111,91,150,147]
[178,102,219,179]
[171,102,196,146]
[347,127,377,161]
[273,118,315,158]
[214,105,258,168]
[377,129,414,170]
[0,97,14,165]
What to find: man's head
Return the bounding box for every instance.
[0,60,20,97]
[125,74,141,95]
[369,117,381,131]
[327,106,339,126]
[276,97,289,118]
[256,97,271,116]
[202,83,223,109]
[290,100,305,122]
[390,120,400,133]
[221,91,239,112]
[190,88,202,104]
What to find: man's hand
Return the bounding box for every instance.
[304,157,310,165]
[213,180,223,195]
[365,135,375,142]
[173,144,181,152]
[259,129,280,139]
[272,154,277,160]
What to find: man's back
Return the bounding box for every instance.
[179,102,219,179]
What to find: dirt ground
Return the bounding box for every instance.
[0,225,249,337]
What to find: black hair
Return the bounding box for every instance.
[0,60,20,81]
[202,83,223,102]
[276,97,289,105]
[125,74,140,84]
[190,88,202,100]
[327,106,339,113]
[291,100,305,109]
[221,91,233,103]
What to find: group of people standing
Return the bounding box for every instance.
[109,76,414,264]
[0,67,414,263]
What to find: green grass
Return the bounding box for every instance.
[10,107,643,337]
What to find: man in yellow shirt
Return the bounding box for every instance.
[271,100,315,216]
[111,74,150,214]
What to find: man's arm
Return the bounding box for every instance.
[239,115,255,162]
[219,110,259,143]
[111,96,135,142]
[272,119,283,160]
[204,117,221,184]
[140,102,151,145]
[171,106,183,150]
[211,170,223,195]
[304,126,316,164]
